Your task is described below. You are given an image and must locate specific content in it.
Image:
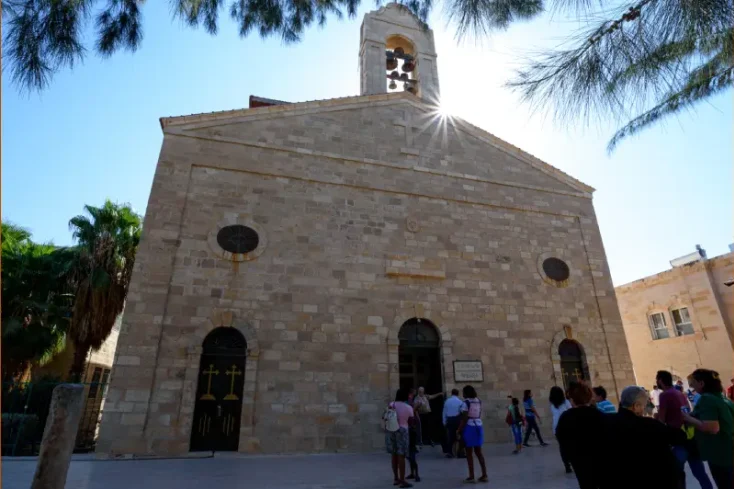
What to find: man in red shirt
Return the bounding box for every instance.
[726,378,734,402]
[656,371,688,428]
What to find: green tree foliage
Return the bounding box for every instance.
[1,200,142,381]
[506,0,733,149]
[1,223,76,379]
[67,200,141,379]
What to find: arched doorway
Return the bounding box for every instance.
[398,318,444,444]
[190,327,246,452]
[558,339,589,390]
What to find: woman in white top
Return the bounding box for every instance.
[456,385,488,483]
[549,386,573,474]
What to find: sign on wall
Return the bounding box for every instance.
[453,361,484,382]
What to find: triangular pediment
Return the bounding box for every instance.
[162,93,593,196]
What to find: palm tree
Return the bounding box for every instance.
[1,223,76,379]
[67,201,142,380]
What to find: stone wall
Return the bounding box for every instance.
[616,253,734,387]
[96,93,634,456]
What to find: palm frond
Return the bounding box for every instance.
[37,332,67,365]
[2,222,33,245]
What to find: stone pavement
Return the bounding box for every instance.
[1,443,702,489]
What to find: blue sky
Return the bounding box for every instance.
[2,2,732,286]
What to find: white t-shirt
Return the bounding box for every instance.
[651,389,661,407]
[550,399,572,434]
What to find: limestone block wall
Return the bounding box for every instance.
[96,95,634,456]
[616,253,734,387]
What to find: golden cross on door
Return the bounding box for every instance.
[224,364,242,400]
[199,364,219,400]
[572,368,583,381]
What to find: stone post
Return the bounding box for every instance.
[30,384,85,489]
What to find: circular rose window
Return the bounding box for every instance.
[216,225,259,254]
[542,257,570,282]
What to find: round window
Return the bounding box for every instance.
[216,225,259,254]
[542,257,570,282]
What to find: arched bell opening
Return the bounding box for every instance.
[386,35,418,95]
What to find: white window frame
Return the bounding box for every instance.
[648,312,670,340]
[671,307,695,336]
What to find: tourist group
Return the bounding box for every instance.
[383,368,734,488]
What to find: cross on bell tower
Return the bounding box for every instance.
[359,3,440,103]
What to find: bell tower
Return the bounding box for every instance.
[359,3,440,103]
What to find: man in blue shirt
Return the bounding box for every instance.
[593,386,617,414]
[442,389,463,458]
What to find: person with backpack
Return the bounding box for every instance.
[384,388,415,488]
[456,385,488,483]
[505,397,525,454]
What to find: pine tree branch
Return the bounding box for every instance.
[444,0,543,38]
[508,0,733,145]
[607,62,734,151]
[96,0,143,56]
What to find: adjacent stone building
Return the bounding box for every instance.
[33,316,121,450]
[616,246,734,388]
[96,4,635,456]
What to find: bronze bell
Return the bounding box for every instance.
[389,80,397,90]
[400,73,409,81]
[402,60,415,73]
[386,58,398,70]
[406,85,417,95]
[390,71,400,80]
[394,47,405,56]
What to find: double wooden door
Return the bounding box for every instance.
[190,353,245,452]
[398,347,443,395]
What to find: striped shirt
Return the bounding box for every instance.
[596,399,617,414]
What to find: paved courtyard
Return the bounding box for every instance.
[2,443,703,489]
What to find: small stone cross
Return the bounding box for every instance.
[393,111,415,147]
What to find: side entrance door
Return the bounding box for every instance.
[190,328,246,452]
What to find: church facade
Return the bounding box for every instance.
[97,4,634,456]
